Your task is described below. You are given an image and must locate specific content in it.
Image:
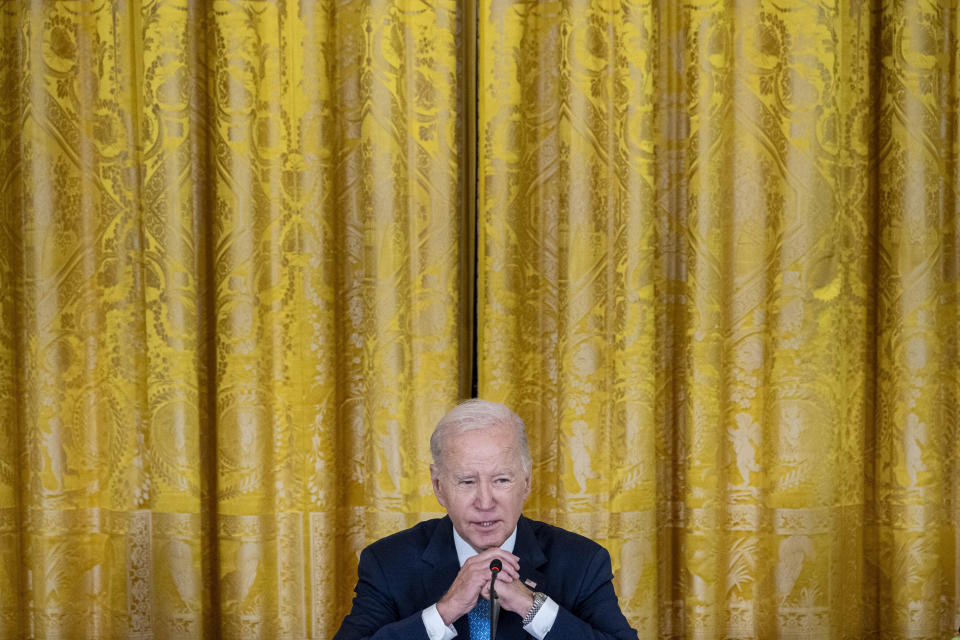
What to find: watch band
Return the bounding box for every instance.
[521,591,547,626]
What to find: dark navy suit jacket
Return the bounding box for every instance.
[333,515,638,640]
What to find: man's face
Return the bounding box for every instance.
[431,422,531,552]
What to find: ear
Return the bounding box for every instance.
[430,464,447,508]
[522,469,532,500]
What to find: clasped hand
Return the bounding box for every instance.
[436,548,535,626]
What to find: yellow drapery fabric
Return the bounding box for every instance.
[0,1,957,639]
[478,0,959,638]
[1,1,462,637]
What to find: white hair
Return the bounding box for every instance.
[430,399,532,474]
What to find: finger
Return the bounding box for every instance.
[463,561,494,580]
[492,550,519,563]
[488,560,519,579]
[474,547,520,565]
[467,574,491,594]
[458,567,490,590]
[498,564,520,579]
[466,558,518,581]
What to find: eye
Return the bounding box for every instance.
[458,479,475,486]
[495,477,511,485]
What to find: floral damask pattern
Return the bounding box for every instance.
[1,0,958,639]
[875,2,960,637]
[2,1,461,637]
[478,0,958,638]
[0,4,21,638]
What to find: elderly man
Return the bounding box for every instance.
[334,399,638,640]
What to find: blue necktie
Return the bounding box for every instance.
[467,598,490,640]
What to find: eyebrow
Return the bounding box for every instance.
[453,471,515,480]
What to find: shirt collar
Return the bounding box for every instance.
[451,522,518,567]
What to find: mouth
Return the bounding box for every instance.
[473,520,500,530]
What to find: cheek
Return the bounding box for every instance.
[447,497,474,519]
[443,487,469,508]
[514,485,530,506]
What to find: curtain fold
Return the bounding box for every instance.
[875,2,959,635]
[0,2,23,634]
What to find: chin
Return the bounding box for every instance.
[469,526,507,549]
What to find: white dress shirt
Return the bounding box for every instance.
[420,524,559,639]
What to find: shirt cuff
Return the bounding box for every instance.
[421,604,458,640]
[522,596,559,640]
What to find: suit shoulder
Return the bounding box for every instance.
[524,517,607,557]
[363,516,445,560]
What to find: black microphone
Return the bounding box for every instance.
[489,559,502,639]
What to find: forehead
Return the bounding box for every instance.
[440,423,523,469]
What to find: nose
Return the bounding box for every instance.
[474,480,496,510]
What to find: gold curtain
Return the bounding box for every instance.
[1,1,958,639]
[1,0,462,637]
[478,0,959,638]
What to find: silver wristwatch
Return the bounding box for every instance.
[521,591,547,626]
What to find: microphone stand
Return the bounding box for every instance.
[489,560,501,640]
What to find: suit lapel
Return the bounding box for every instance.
[421,517,471,635]
[514,516,548,594]
[421,516,460,600]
